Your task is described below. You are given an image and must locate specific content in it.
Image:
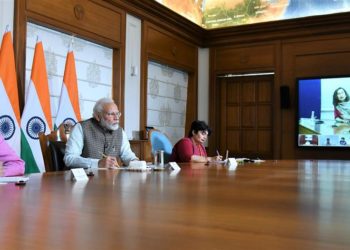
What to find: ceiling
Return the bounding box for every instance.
[154,0,350,29]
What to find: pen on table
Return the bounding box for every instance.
[216,149,223,161]
[99,152,120,167]
[99,151,107,158]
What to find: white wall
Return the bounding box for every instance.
[198,48,209,123]
[0,0,14,37]
[147,61,188,145]
[25,23,113,123]
[124,14,141,139]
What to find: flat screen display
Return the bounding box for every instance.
[297,76,350,147]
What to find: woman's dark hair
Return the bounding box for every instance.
[187,120,212,137]
[333,87,350,106]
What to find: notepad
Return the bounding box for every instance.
[0,176,29,183]
[126,161,150,171]
[211,160,227,164]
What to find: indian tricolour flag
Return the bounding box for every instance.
[0,31,21,155]
[21,39,53,173]
[55,48,81,128]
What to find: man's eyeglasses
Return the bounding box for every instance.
[104,111,122,118]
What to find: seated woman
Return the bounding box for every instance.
[333,87,350,123]
[0,134,25,176]
[169,120,222,163]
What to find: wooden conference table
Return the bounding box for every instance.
[1,160,350,250]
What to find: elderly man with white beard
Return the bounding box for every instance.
[64,98,138,169]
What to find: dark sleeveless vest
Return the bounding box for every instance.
[80,118,122,158]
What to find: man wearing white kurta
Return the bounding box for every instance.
[64,98,137,169]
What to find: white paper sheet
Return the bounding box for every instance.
[0,176,29,183]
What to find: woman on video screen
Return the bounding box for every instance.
[333,87,350,123]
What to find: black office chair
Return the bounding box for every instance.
[48,141,68,171]
[39,123,73,172]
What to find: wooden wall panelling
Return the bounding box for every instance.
[215,75,273,159]
[214,44,275,72]
[210,43,277,158]
[144,22,197,70]
[14,0,26,112]
[286,35,350,77]
[209,13,350,160]
[281,34,350,159]
[208,48,218,156]
[139,31,147,133]
[241,81,257,155]
[219,78,227,154]
[257,80,273,157]
[141,21,198,133]
[295,52,350,77]
[210,13,350,160]
[185,73,198,135]
[258,130,272,155]
[113,48,125,125]
[205,12,350,47]
[26,0,123,46]
[272,42,282,159]
[129,140,152,162]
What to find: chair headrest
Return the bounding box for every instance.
[150,131,172,154]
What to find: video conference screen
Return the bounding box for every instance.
[297,76,350,147]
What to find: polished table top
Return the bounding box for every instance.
[1,160,350,250]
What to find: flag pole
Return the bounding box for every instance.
[69,35,75,52]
